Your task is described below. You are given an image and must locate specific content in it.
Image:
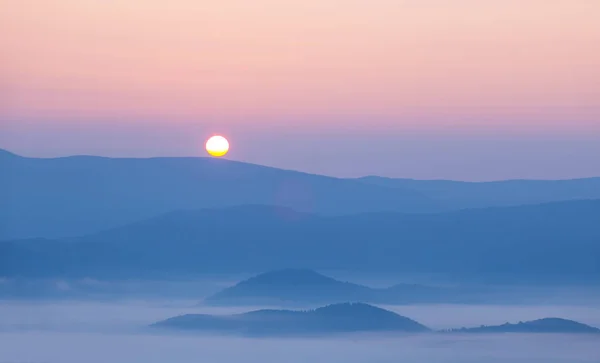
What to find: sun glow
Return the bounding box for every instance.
[205,135,230,157]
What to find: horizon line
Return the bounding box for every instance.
[2,147,599,183]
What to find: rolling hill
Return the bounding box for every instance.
[3,149,599,240]
[204,269,373,305]
[452,318,600,334]
[357,176,600,209]
[203,269,476,306]
[151,302,430,336]
[152,304,600,336]
[1,200,599,281]
[0,149,435,239]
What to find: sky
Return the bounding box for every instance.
[1,0,599,180]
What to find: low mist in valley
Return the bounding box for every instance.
[2,329,599,363]
[1,291,600,363]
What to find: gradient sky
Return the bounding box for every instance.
[1,0,599,180]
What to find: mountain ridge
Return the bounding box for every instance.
[357,175,600,209]
[203,269,470,306]
[451,317,600,334]
[0,149,435,240]
[151,302,430,336]
[151,303,600,336]
[204,269,374,305]
[2,200,599,281]
[3,148,600,240]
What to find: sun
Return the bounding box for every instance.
[205,135,230,157]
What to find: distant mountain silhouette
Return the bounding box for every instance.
[204,269,371,305]
[451,318,600,334]
[0,149,435,239]
[357,176,600,209]
[3,149,600,240]
[204,269,474,306]
[151,302,430,336]
[2,201,599,281]
[153,305,600,336]
[0,149,18,159]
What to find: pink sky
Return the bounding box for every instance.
[1,0,599,179]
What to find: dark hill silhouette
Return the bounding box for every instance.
[451,318,600,334]
[204,269,471,306]
[151,302,430,336]
[3,148,600,240]
[2,201,599,281]
[0,149,435,239]
[0,149,19,159]
[357,176,600,209]
[205,269,373,305]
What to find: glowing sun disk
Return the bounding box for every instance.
[205,135,229,157]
